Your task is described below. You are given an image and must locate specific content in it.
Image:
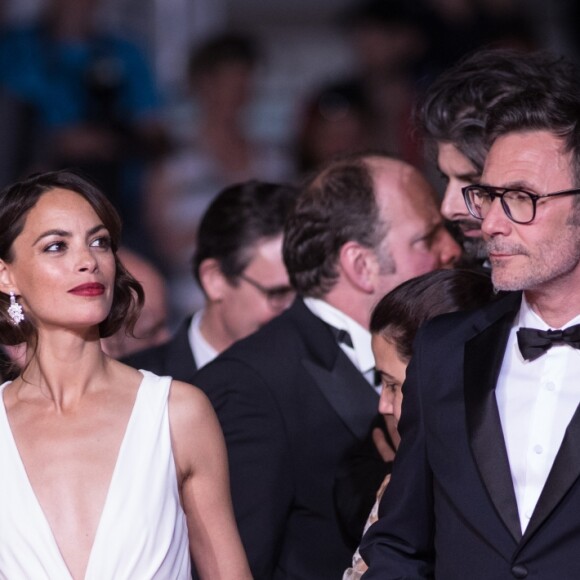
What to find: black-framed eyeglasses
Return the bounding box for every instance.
[462,184,580,225]
[238,273,295,310]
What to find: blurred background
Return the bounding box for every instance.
[1,0,578,324]
[3,0,578,166]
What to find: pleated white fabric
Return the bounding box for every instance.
[0,370,191,579]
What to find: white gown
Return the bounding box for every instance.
[0,370,191,579]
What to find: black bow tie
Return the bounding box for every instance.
[326,324,354,348]
[517,324,580,361]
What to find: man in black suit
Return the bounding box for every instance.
[193,153,460,579]
[125,180,297,383]
[361,56,580,578]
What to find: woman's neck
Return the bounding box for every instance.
[20,329,109,411]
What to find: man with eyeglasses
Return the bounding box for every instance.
[362,54,580,579]
[417,48,568,267]
[192,152,460,579]
[125,180,297,382]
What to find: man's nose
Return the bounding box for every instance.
[441,185,470,222]
[481,198,511,238]
[437,228,462,268]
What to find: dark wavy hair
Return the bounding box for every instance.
[417,48,572,174]
[192,180,298,290]
[283,154,388,298]
[370,269,496,362]
[0,170,144,346]
[486,60,580,188]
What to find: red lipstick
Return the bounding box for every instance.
[68,283,105,296]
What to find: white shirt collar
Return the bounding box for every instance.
[188,309,218,371]
[517,295,580,330]
[303,297,374,373]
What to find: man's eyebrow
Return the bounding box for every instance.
[457,172,481,182]
[437,167,481,182]
[479,180,535,191]
[411,222,440,244]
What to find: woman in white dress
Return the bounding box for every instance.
[0,170,252,580]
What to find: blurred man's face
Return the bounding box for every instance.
[372,334,406,451]
[368,158,461,299]
[437,142,488,262]
[218,235,295,347]
[101,249,170,358]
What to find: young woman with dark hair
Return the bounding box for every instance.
[0,170,251,579]
[344,268,496,579]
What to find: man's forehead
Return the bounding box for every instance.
[483,130,572,186]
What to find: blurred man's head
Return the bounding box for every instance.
[418,48,566,263]
[193,180,298,352]
[188,33,259,114]
[283,153,460,328]
[102,248,170,358]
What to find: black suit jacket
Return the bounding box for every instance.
[193,299,382,580]
[361,291,580,579]
[122,317,198,384]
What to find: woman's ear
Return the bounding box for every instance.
[198,258,228,302]
[0,259,18,295]
[338,242,376,294]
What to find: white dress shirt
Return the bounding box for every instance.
[303,297,379,393]
[188,309,218,371]
[495,296,580,533]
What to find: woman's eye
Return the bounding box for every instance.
[91,236,111,249]
[44,241,66,252]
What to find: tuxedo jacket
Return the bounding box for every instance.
[122,317,198,384]
[361,291,580,579]
[193,298,383,580]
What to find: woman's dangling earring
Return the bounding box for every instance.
[7,291,24,325]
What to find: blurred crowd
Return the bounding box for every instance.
[0,0,574,330]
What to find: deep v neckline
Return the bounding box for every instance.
[0,373,146,580]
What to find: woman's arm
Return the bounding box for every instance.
[168,380,252,580]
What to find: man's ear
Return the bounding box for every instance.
[0,260,18,295]
[338,242,376,294]
[198,258,229,302]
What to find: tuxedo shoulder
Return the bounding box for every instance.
[222,303,313,358]
[418,291,520,342]
[194,303,325,392]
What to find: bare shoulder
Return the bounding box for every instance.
[167,381,221,442]
[168,380,224,478]
[168,380,214,425]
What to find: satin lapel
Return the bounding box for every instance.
[286,299,378,441]
[521,402,580,544]
[464,296,521,542]
[303,352,378,441]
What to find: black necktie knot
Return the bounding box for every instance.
[517,323,580,361]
